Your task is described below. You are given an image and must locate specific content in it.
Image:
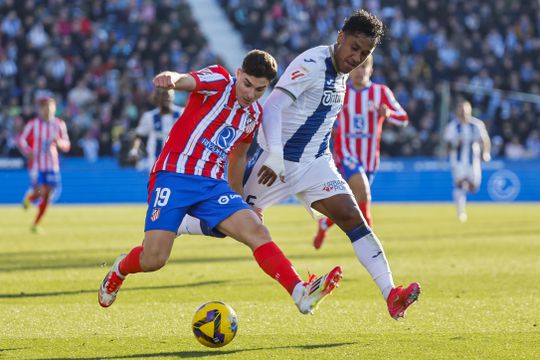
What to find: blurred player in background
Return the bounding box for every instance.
[98,50,343,316]
[313,54,408,249]
[17,91,71,233]
[444,99,491,222]
[129,88,184,171]
[178,10,420,320]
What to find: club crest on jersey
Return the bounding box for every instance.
[244,114,258,133]
[150,208,161,222]
[322,180,347,192]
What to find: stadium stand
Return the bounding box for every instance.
[1,0,539,161]
[0,0,219,161]
[219,0,540,158]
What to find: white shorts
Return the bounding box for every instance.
[243,150,353,216]
[451,162,481,189]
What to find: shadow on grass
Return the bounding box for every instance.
[0,280,228,299]
[0,348,25,352]
[45,342,357,359]
[0,250,349,273]
[0,255,252,273]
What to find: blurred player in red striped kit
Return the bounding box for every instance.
[17,91,71,233]
[313,54,408,249]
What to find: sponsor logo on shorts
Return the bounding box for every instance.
[322,180,347,192]
[218,194,243,205]
[150,208,161,222]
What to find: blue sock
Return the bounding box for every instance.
[346,224,372,243]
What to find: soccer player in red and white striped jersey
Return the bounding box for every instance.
[98,50,342,315]
[17,92,71,232]
[314,55,408,248]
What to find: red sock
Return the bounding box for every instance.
[324,218,334,228]
[359,201,373,227]
[33,198,49,225]
[28,191,40,202]
[118,246,144,275]
[253,242,302,294]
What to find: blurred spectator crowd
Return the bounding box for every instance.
[1,0,539,162]
[0,0,218,162]
[220,0,540,159]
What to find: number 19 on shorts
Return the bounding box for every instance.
[153,187,171,207]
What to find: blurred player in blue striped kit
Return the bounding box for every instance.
[129,88,184,171]
[444,99,491,222]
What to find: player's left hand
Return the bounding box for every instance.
[258,166,279,186]
[482,152,491,162]
[258,151,285,186]
[376,104,391,119]
[153,71,181,89]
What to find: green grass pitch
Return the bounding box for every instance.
[1,203,539,359]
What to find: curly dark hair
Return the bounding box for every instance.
[341,9,385,45]
[242,50,278,81]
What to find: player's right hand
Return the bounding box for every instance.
[153,71,181,89]
[128,147,139,160]
[258,151,285,186]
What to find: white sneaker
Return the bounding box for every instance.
[98,254,126,308]
[295,266,343,315]
[458,212,468,223]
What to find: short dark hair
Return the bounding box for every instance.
[242,50,277,81]
[341,9,385,45]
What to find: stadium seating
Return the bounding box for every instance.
[1,0,539,160]
[219,0,540,159]
[0,0,219,160]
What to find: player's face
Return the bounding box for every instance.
[235,68,270,108]
[349,56,373,88]
[456,101,472,121]
[38,100,56,121]
[335,32,376,74]
[157,89,174,109]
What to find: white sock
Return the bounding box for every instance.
[453,187,467,217]
[352,232,395,300]
[291,281,305,303]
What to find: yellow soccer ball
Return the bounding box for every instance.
[192,301,238,348]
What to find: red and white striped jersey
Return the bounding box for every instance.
[17,117,71,173]
[333,81,408,172]
[152,65,263,180]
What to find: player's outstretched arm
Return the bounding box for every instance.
[153,71,196,92]
[480,122,492,162]
[55,120,71,152]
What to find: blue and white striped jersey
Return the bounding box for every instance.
[136,105,184,160]
[258,45,348,163]
[443,117,488,166]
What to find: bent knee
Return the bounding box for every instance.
[140,251,169,272]
[238,223,272,249]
